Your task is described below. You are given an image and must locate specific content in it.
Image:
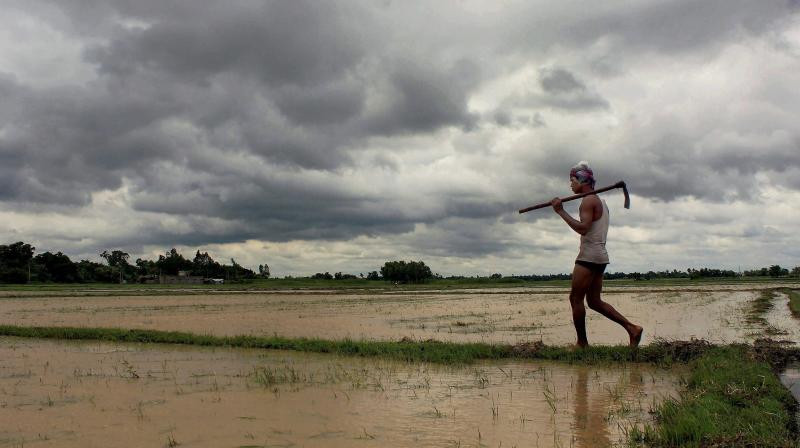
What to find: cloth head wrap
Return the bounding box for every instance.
[570,161,595,187]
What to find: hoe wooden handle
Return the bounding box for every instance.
[518,181,630,214]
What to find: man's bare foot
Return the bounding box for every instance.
[629,325,643,347]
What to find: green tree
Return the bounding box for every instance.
[0,241,35,283]
[226,258,256,281]
[156,248,193,276]
[192,251,222,278]
[100,250,129,267]
[768,265,785,277]
[33,252,81,283]
[101,250,131,283]
[380,260,433,283]
[76,260,115,283]
[135,258,159,276]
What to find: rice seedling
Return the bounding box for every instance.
[543,384,557,414]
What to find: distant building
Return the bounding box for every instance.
[205,278,225,285]
[159,273,204,284]
[138,274,159,284]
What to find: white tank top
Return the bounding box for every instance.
[576,198,609,264]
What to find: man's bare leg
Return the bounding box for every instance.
[569,264,594,348]
[585,272,643,347]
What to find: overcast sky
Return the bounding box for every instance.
[1,0,799,276]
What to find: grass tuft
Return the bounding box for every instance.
[745,289,787,336]
[781,288,800,319]
[629,346,797,447]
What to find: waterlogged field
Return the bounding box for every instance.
[0,337,680,448]
[1,281,799,447]
[0,283,797,345]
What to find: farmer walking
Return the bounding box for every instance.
[550,161,643,348]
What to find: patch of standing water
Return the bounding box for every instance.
[768,292,800,426]
[0,337,682,448]
[780,364,800,429]
[762,292,800,344]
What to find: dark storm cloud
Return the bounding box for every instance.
[84,2,365,88]
[539,68,584,94]
[503,67,610,113]
[2,0,800,260]
[0,76,170,205]
[272,79,365,126]
[498,0,799,63]
[123,160,519,246]
[537,68,609,111]
[362,60,480,135]
[597,121,800,202]
[0,1,481,203]
[400,217,516,258]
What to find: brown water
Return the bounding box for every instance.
[762,291,800,343]
[0,287,777,345]
[0,282,791,298]
[0,337,680,448]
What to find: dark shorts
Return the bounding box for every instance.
[575,260,607,274]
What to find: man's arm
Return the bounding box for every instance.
[550,196,596,235]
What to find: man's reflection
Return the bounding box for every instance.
[572,366,646,447]
[572,368,611,447]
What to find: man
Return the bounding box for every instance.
[550,161,643,348]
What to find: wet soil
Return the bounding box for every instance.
[0,337,680,448]
[0,286,779,345]
[762,291,800,342]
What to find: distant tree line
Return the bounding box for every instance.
[309,261,435,284]
[0,241,264,284]
[311,272,358,280]
[452,266,800,282]
[743,265,793,278]
[513,265,799,281]
[2,240,798,285]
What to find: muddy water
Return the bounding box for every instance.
[0,281,792,298]
[0,337,680,448]
[0,287,771,345]
[763,291,800,343]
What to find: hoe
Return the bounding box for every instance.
[518,181,631,214]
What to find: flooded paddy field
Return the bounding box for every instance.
[1,282,799,345]
[0,337,680,448]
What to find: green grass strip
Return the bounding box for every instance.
[0,324,712,365]
[0,325,513,364]
[629,345,797,447]
[781,288,800,318]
